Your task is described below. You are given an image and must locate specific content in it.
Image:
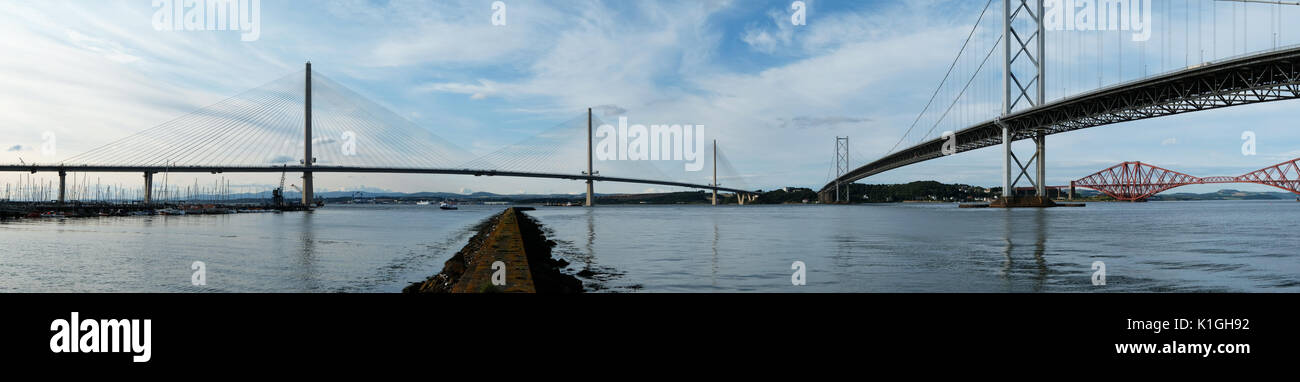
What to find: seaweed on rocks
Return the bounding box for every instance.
[403,208,584,293]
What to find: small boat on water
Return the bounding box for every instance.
[439,202,458,210]
[157,208,186,215]
[416,200,432,206]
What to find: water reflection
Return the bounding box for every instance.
[710,214,719,287]
[581,208,596,266]
[296,211,320,290]
[1001,210,1013,283]
[0,205,503,292]
[9,202,1296,292]
[1032,209,1047,291]
[1000,209,1049,291]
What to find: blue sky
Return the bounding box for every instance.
[2,0,1298,195]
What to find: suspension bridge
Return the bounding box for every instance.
[0,63,758,207]
[821,0,1300,206]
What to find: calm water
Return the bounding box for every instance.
[2,200,1297,292]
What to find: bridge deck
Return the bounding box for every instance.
[0,165,757,195]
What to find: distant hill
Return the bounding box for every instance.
[753,187,818,204]
[516,191,720,204]
[194,186,1295,205]
[1152,189,1298,201]
[195,190,607,203]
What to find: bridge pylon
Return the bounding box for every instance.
[993,0,1055,208]
[302,61,315,207]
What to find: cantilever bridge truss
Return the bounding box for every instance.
[1072,158,1300,201]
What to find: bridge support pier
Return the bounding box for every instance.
[1035,133,1045,197]
[585,181,593,207]
[1001,124,1012,199]
[143,172,153,204]
[302,172,313,206]
[712,140,718,206]
[57,170,66,204]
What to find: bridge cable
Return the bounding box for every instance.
[915,35,1004,150]
[884,0,995,156]
[62,70,302,166]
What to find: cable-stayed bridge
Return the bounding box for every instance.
[822,0,1300,206]
[1,63,757,206]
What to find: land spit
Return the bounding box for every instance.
[404,207,583,294]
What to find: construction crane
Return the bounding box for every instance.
[271,165,286,206]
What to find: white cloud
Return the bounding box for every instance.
[741,9,794,54]
[415,80,501,100]
[409,1,967,190]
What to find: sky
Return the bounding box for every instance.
[2,0,1299,196]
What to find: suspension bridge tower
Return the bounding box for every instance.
[992,0,1054,207]
[834,136,849,203]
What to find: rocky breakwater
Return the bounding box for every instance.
[403,207,583,294]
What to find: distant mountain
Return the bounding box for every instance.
[177,190,607,202]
